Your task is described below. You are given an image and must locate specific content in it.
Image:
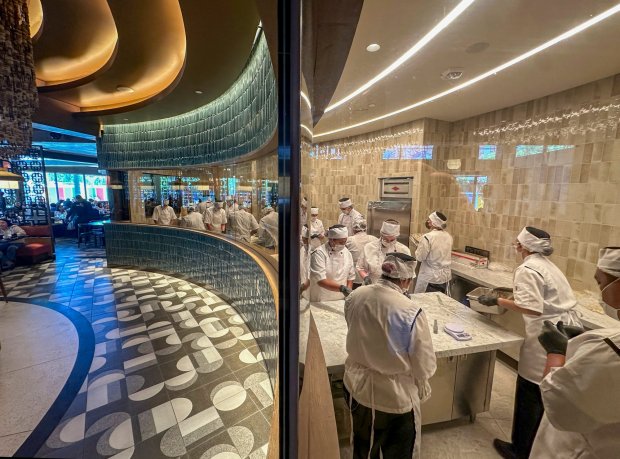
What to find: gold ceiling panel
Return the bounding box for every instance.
[28,0,43,40]
[34,0,117,88]
[46,0,186,114]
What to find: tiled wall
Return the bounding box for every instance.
[105,223,278,388]
[303,74,620,292]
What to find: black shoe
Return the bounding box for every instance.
[493,439,518,459]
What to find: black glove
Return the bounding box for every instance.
[339,285,352,297]
[538,320,568,355]
[362,276,372,286]
[478,294,499,306]
[557,321,585,339]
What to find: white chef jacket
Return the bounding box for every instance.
[257,211,278,248]
[300,244,311,299]
[513,253,582,384]
[338,208,364,236]
[307,217,325,249]
[204,208,227,230]
[531,329,620,458]
[414,229,453,293]
[230,210,259,243]
[152,205,177,225]
[309,242,355,302]
[181,212,206,231]
[357,238,412,283]
[197,201,208,216]
[344,280,437,458]
[347,232,378,284]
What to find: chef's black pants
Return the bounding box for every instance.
[511,375,544,459]
[344,388,416,459]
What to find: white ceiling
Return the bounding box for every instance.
[314,0,620,141]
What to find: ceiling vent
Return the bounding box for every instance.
[441,68,464,81]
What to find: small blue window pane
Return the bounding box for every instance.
[516,145,544,157]
[382,148,399,160]
[546,145,574,152]
[402,145,433,159]
[478,145,497,159]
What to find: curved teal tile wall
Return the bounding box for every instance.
[104,223,278,387]
[98,34,277,169]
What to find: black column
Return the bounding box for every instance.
[278,0,301,457]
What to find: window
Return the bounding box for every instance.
[478,144,497,160]
[515,145,544,157]
[55,173,86,200]
[382,145,434,160]
[546,145,574,152]
[85,175,109,201]
[46,172,58,203]
[455,175,488,210]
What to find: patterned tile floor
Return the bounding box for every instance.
[3,238,273,459]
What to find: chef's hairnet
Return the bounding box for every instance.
[339,197,353,208]
[301,224,310,239]
[327,225,348,239]
[428,211,447,229]
[262,206,274,216]
[353,220,367,232]
[188,207,195,212]
[381,252,416,279]
[517,226,554,255]
[598,247,620,277]
[380,220,400,237]
[310,207,319,214]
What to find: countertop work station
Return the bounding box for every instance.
[299,293,524,425]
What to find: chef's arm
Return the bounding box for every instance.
[318,279,347,292]
[497,297,542,316]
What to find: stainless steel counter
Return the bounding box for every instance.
[299,293,523,424]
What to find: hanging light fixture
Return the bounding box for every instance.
[0,167,24,189]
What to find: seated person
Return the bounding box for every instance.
[0,219,26,269]
[96,202,107,215]
[54,205,68,221]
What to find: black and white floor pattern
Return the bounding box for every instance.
[3,240,273,458]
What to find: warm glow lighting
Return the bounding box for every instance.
[315,3,620,138]
[366,43,381,52]
[0,168,24,190]
[324,0,475,113]
[300,91,312,110]
[301,124,313,137]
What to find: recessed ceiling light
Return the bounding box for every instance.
[441,68,464,80]
[366,43,381,52]
[116,85,134,93]
[195,90,203,94]
[315,3,620,138]
[325,0,475,113]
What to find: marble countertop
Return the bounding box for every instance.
[299,293,524,374]
[450,263,619,330]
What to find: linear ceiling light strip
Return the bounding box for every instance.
[315,3,620,138]
[324,0,475,113]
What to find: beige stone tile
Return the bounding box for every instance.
[0,355,74,437]
[0,302,70,340]
[422,417,504,458]
[0,430,31,457]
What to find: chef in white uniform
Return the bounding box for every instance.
[478,226,582,459]
[181,207,206,230]
[347,220,378,287]
[414,211,453,294]
[309,224,355,301]
[299,224,311,299]
[357,219,411,285]
[257,206,278,249]
[344,252,436,459]
[204,201,227,232]
[530,246,620,459]
[337,197,364,236]
[229,203,259,243]
[300,197,308,228]
[152,200,177,226]
[308,207,325,249]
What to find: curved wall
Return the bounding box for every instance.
[104,223,278,386]
[98,34,277,169]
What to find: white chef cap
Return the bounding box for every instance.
[598,247,620,277]
[262,206,274,216]
[380,220,400,237]
[327,225,348,239]
[310,207,319,214]
[301,224,310,239]
[428,211,447,229]
[382,253,416,279]
[517,226,554,255]
[353,220,367,232]
[301,197,307,207]
[339,197,353,209]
